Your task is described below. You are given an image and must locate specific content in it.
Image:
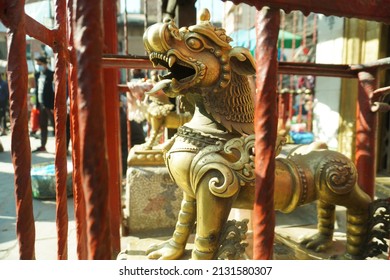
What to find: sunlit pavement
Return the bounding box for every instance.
[0,131,78,260]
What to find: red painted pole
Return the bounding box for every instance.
[103,0,121,257]
[355,70,378,199]
[306,94,313,132]
[67,0,88,259]
[74,0,112,259]
[25,15,55,48]
[253,7,280,260]
[3,0,36,259]
[123,0,132,151]
[54,0,69,260]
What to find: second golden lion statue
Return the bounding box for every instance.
[142,9,372,260]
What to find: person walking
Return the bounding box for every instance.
[33,56,54,152]
[0,72,9,136]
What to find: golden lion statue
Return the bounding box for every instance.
[142,9,372,260]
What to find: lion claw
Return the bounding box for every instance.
[146,239,185,260]
[301,233,332,253]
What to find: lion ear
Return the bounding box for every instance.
[228,47,256,76]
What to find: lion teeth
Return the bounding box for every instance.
[168,55,176,68]
[145,79,171,95]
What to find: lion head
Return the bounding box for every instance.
[144,8,256,95]
[143,8,256,135]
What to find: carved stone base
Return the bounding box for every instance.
[122,165,183,234]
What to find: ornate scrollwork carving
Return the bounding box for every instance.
[190,134,255,198]
[216,219,249,260]
[364,199,390,259]
[316,157,356,195]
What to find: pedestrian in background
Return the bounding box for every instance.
[0,72,9,136]
[33,56,54,152]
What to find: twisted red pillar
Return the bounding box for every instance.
[356,71,378,199]
[103,0,121,257]
[2,0,36,259]
[253,7,280,260]
[282,92,289,129]
[54,0,69,260]
[74,0,112,259]
[67,0,88,260]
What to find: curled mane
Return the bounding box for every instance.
[202,72,254,135]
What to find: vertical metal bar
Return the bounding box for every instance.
[302,15,307,48]
[281,91,289,131]
[5,0,36,260]
[287,89,294,123]
[123,0,129,81]
[306,94,313,132]
[144,0,148,31]
[278,12,285,130]
[53,0,69,260]
[123,0,132,150]
[66,0,88,259]
[176,0,196,27]
[103,0,121,257]
[312,14,318,46]
[253,7,280,260]
[278,11,292,130]
[288,12,297,122]
[157,0,162,22]
[356,70,378,199]
[306,14,317,133]
[74,0,112,259]
[297,92,303,123]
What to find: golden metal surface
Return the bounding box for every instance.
[141,9,372,260]
[127,146,165,166]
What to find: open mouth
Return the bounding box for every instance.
[150,52,196,83]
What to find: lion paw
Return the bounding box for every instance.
[300,233,332,252]
[146,239,185,260]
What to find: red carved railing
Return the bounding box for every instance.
[53,0,69,260]
[253,7,280,260]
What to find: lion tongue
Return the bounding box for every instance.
[145,79,171,95]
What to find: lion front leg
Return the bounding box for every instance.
[301,201,335,252]
[191,173,236,260]
[146,193,196,260]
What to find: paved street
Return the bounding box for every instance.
[0,131,78,260]
[0,130,143,260]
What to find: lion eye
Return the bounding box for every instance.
[186,37,203,50]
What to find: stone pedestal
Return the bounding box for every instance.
[123,164,183,234]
